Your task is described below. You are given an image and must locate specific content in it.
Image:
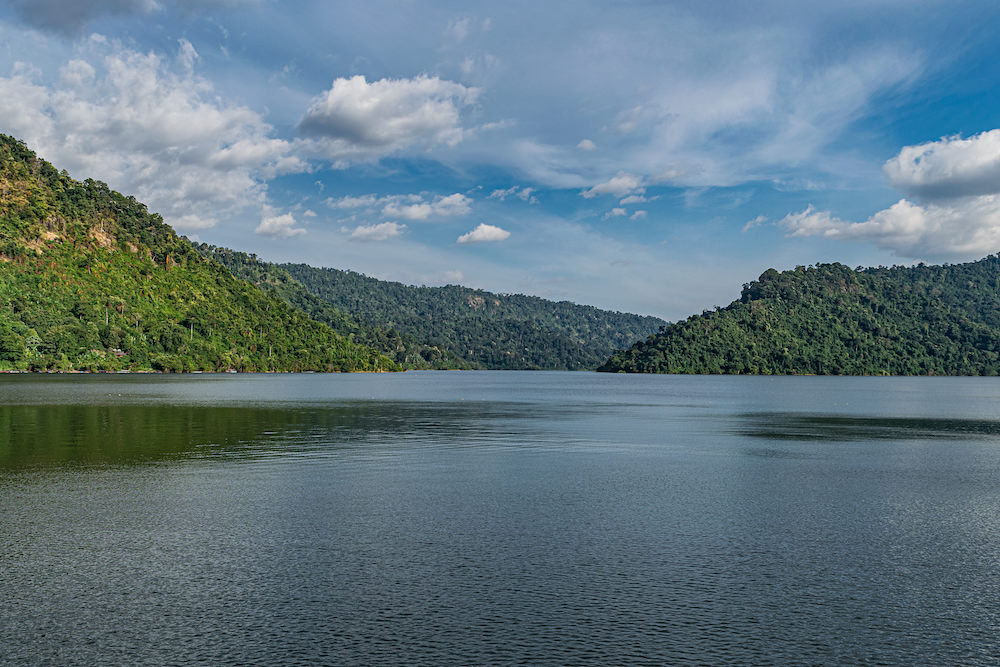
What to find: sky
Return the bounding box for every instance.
[1,1,999,320]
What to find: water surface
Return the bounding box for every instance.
[2,373,1000,665]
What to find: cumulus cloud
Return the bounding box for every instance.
[630,210,647,220]
[581,171,645,199]
[298,75,479,161]
[604,208,627,219]
[883,130,1000,201]
[345,222,406,242]
[780,198,1000,260]
[776,130,1000,260]
[457,223,510,244]
[256,211,306,238]
[577,139,596,151]
[0,40,303,231]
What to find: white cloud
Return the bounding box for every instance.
[776,129,1000,260]
[445,17,473,42]
[0,41,303,231]
[327,192,471,220]
[577,139,596,151]
[382,193,472,220]
[604,208,627,219]
[619,194,647,205]
[742,214,768,232]
[780,198,1000,260]
[457,223,510,244]
[177,38,198,73]
[630,210,647,220]
[327,194,379,209]
[489,186,518,200]
[345,221,407,242]
[302,209,317,217]
[488,185,538,204]
[452,12,923,193]
[581,171,645,199]
[297,75,479,161]
[883,130,1000,200]
[256,211,306,237]
[613,106,645,134]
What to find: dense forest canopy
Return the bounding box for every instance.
[198,244,666,370]
[600,259,1000,375]
[273,258,666,370]
[192,244,471,370]
[0,135,394,372]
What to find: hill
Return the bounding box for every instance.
[242,259,666,370]
[599,259,1000,375]
[191,244,470,370]
[0,135,395,372]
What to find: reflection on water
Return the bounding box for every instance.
[737,412,1000,442]
[0,401,567,470]
[3,374,1000,665]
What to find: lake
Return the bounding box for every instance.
[2,372,1000,665]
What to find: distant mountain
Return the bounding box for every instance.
[600,259,1000,375]
[0,135,395,372]
[200,246,667,370]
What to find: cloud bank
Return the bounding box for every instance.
[780,131,1000,260]
[0,39,302,231]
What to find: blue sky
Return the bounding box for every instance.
[1,1,999,319]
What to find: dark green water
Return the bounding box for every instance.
[2,372,1000,665]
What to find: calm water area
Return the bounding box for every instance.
[2,372,1000,665]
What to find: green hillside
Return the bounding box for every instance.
[192,244,470,370]
[0,135,395,372]
[600,259,1000,375]
[265,260,667,370]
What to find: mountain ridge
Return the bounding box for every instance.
[276,259,667,370]
[197,243,667,371]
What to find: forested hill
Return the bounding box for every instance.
[0,135,395,372]
[201,250,667,370]
[191,244,470,370]
[600,259,1000,375]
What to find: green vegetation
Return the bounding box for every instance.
[192,244,470,370]
[232,257,667,370]
[600,260,1000,375]
[0,135,395,372]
